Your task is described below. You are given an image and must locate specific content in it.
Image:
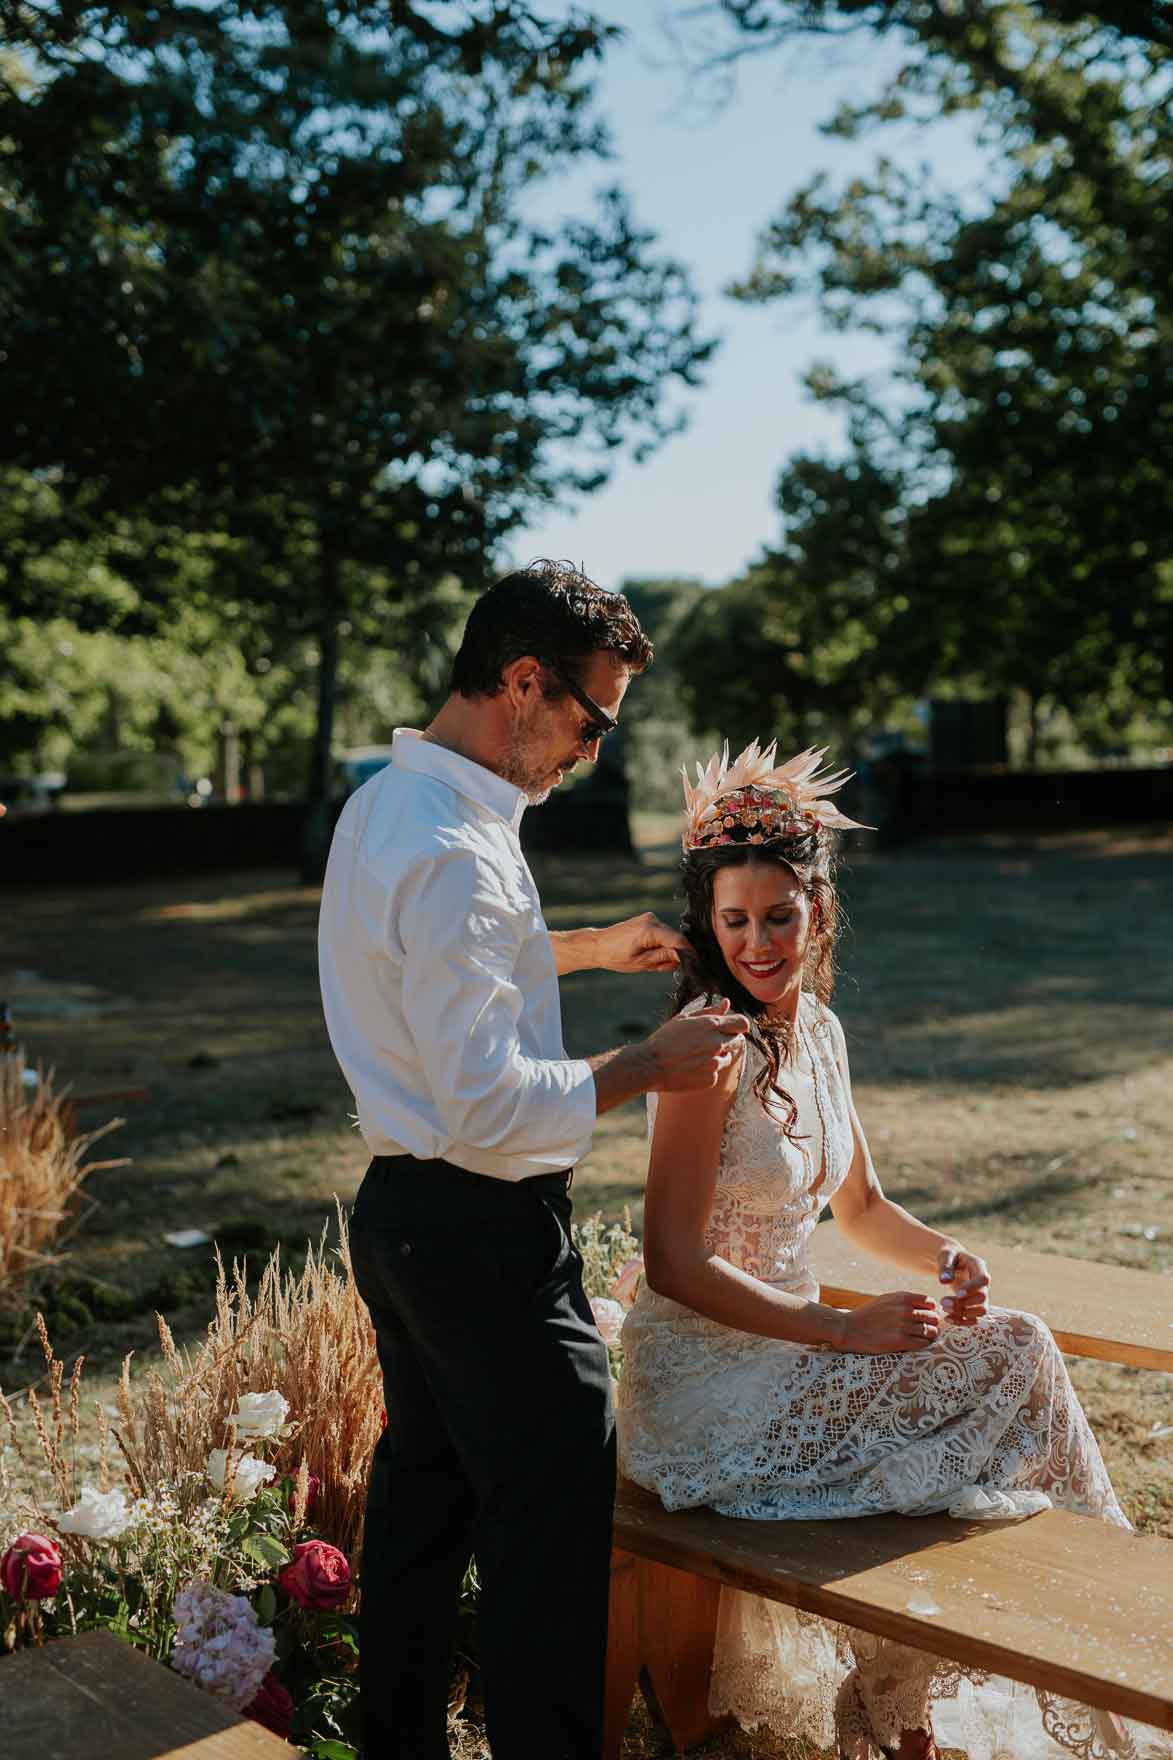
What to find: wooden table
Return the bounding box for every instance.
[810,1223,1173,1370]
[3,1628,292,1759]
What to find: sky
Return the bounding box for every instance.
[506,2,988,592]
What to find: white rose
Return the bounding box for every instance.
[590,1296,626,1349]
[207,1449,277,1500]
[226,1390,289,1440]
[56,1485,133,1540]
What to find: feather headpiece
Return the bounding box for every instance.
[681,739,870,852]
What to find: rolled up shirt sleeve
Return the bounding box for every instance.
[397,846,597,1170]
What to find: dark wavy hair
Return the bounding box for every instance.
[670,825,840,1137]
[449,559,653,699]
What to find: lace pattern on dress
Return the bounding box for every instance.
[619,997,1164,1760]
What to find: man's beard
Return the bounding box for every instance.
[499,717,558,804]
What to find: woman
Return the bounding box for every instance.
[617,740,1150,1760]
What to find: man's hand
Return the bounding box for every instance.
[590,998,750,1114]
[645,1000,749,1091]
[595,911,688,974]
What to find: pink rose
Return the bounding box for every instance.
[1,1533,63,1601]
[244,1671,294,1739]
[277,1539,351,1611]
[590,1296,625,1348]
[609,1256,644,1308]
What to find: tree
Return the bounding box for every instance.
[613,577,710,809]
[667,456,922,754]
[686,0,1173,748]
[0,4,714,867]
[690,3,1173,61]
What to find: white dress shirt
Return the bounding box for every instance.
[318,728,597,1180]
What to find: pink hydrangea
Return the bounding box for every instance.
[171,1581,275,1710]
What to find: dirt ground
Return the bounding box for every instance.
[1,818,1170,1756]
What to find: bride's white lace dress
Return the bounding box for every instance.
[617,994,1162,1760]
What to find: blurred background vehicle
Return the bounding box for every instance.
[333,746,394,800]
[0,773,65,816]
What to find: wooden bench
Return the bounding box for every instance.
[605,1238,1173,1758]
[3,1627,292,1759]
[606,1482,1173,1757]
[810,1224,1173,1372]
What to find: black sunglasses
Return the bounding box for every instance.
[549,666,618,746]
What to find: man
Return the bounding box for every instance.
[318,561,749,1760]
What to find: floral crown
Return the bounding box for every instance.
[681,739,870,853]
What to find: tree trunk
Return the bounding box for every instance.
[300,543,342,883]
[1025,693,1042,771]
[215,720,241,803]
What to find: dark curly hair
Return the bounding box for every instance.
[450,559,653,700]
[671,825,840,1139]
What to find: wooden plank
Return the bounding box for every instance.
[613,1478,1173,1731]
[604,1551,642,1760]
[810,1223,1173,1371]
[3,1627,291,1759]
[638,1556,727,1753]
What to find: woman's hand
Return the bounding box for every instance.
[937,1245,990,1324]
[835,1291,942,1354]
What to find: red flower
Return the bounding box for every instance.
[277,1538,351,1611]
[244,1671,294,1740]
[303,1472,321,1515]
[1,1533,63,1601]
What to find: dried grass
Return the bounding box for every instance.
[0,1054,124,1314]
[2,1203,381,1585]
[115,1201,382,1566]
[0,1312,111,1529]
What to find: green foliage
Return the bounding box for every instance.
[617,577,715,808]
[691,1,1173,750]
[0,4,714,840]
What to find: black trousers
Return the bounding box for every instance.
[349,1155,616,1760]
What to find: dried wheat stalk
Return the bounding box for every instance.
[118,1201,382,1565]
[0,1053,125,1312]
[2,1203,382,1572]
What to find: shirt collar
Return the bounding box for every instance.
[391,728,528,834]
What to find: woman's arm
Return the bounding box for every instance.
[642,1055,943,1353]
[826,1015,990,1323]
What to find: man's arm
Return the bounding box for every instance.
[550,911,687,977]
[399,850,597,1162]
[587,1005,749,1115]
[399,858,747,1144]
